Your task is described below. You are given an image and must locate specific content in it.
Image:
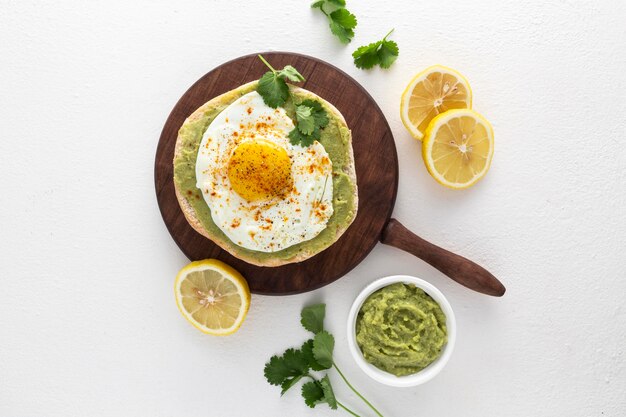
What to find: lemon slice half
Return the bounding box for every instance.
[174,259,250,336]
[422,109,494,189]
[400,65,472,140]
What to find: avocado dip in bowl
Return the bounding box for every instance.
[347,275,456,387]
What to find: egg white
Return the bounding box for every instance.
[195,91,334,253]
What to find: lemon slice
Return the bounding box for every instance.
[422,109,494,189]
[174,259,250,335]
[400,65,472,140]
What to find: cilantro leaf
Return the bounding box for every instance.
[278,65,305,83]
[312,331,334,368]
[301,377,337,410]
[352,43,381,69]
[283,348,309,374]
[264,355,290,386]
[289,99,327,147]
[330,8,356,29]
[301,339,328,371]
[378,38,399,69]
[302,381,324,408]
[311,0,356,43]
[295,105,315,135]
[289,128,315,147]
[301,304,326,334]
[281,375,304,395]
[353,29,399,70]
[329,9,357,44]
[319,375,338,410]
[300,99,329,129]
[257,71,289,108]
[256,55,305,108]
[263,347,309,394]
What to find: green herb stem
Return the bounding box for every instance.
[258,54,276,73]
[337,401,362,417]
[383,28,394,40]
[333,363,385,417]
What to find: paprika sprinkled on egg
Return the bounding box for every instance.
[195,91,334,252]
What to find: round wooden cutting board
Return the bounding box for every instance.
[155,52,398,295]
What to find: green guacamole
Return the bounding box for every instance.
[173,82,356,262]
[356,283,447,376]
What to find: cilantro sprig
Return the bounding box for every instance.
[256,56,328,147]
[257,55,305,108]
[353,29,399,70]
[289,99,329,147]
[264,304,385,417]
[311,0,357,44]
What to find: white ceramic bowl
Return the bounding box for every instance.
[347,275,456,387]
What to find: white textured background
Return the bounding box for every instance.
[1,1,625,416]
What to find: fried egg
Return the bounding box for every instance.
[195,91,333,252]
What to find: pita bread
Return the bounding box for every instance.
[173,81,358,266]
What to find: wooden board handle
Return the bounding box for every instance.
[380,219,506,297]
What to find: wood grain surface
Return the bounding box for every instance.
[155,52,398,295]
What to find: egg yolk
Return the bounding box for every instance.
[228,139,293,202]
